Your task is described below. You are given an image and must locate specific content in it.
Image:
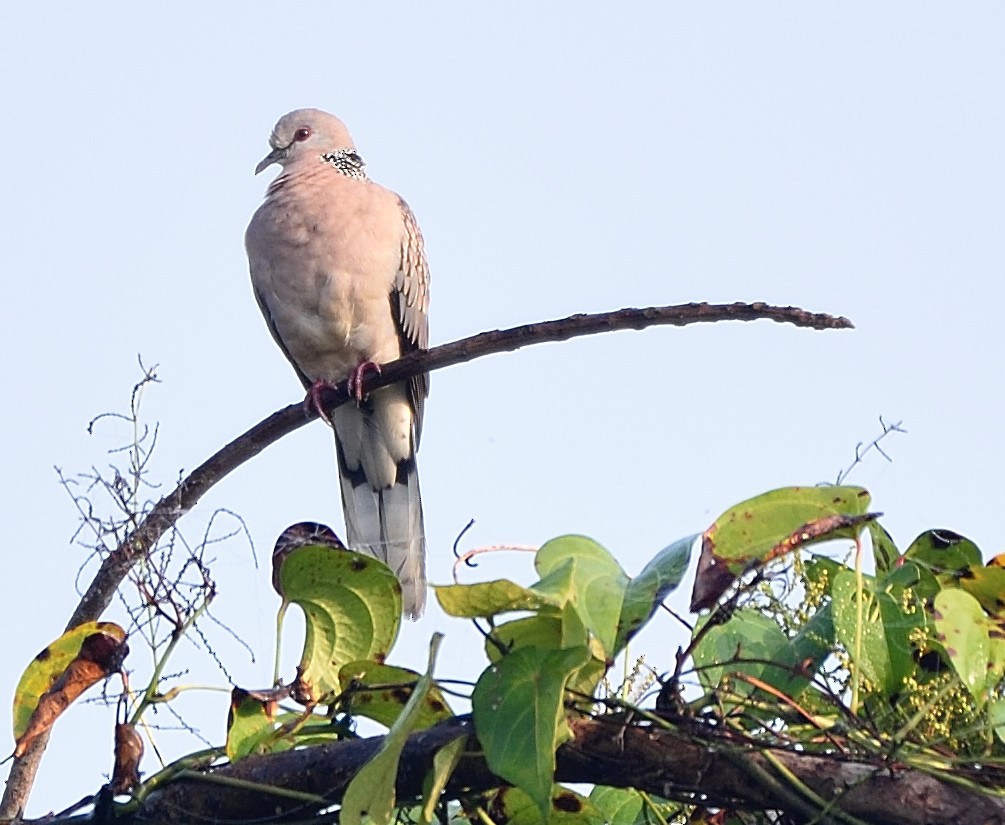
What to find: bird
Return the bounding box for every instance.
[246,108,430,618]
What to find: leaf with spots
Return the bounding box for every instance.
[341,635,443,825]
[690,485,875,611]
[110,723,144,794]
[473,645,592,819]
[276,543,401,702]
[933,588,992,702]
[13,622,127,741]
[338,661,452,730]
[904,529,982,580]
[956,554,1005,619]
[12,622,128,757]
[488,785,606,825]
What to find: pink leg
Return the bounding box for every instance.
[347,361,382,403]
[304,378,338,425]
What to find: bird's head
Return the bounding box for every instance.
[255,108,357,174]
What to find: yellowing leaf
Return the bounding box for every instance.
[277,543,401,701]
[338,661,452,730]
[13,623,128,757]
[341,635,445,825]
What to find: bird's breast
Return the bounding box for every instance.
[248,182,404,383]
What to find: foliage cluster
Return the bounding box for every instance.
[14,482,1005,824]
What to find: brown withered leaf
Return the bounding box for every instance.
[110,723,144,794]
[14,630,129,758]
[290,665,318,706]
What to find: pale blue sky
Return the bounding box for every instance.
[2,3,1003,813]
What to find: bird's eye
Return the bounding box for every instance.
[294,126,312,142]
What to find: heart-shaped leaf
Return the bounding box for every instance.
[276,543,401,701]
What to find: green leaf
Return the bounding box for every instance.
[419,735,466,825]
[691,601,835,703]
[435,579,559,617]
[534,536,626,656]
[904,530,982,579]
[487,610,606,695]
[338,661,452,730]
[829,565,928,697]
[490,786,606,825]
[884,559,941,605]
[804,554,845,595]
[989,636,1005,695]
[615,535,694,651]
[869,521,900,573]
[277,544,401,701]
[225,689,294,761]
[441,535,690,664]
[588,786,645,825]
[473,645,591,819]
[342,634,443,825]
[691,610,789,697]
[538,538,623,655]
[691,485,874,611]
[988,699,1005,745]
[533,534,693,660]
[707,486,871,566]
[832,571,895,694]
[776,602,836,698]
[933,589,992,702]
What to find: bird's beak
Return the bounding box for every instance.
[255,147,286,175]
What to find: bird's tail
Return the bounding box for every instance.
[335,445,427,619]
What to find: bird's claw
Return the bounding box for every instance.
[347,361,382,403]
[304,379,337,425]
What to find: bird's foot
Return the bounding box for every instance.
[347,360,382,403]
[304,379,338,425]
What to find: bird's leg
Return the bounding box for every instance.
[304,379,338,425]
[347,360,382,403]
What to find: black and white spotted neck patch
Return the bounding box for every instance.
[321,149,367,180]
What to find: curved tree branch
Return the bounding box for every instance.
[1,301,852,818]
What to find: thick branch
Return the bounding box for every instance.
[47,715,1005,825]
[0,302,851,819]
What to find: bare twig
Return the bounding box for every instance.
[835,416,907,485]
[0,301,852,818]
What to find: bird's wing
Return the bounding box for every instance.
[252,283,312,389]
[393,197,431,445]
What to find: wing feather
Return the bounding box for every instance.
[393,198,431,445]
